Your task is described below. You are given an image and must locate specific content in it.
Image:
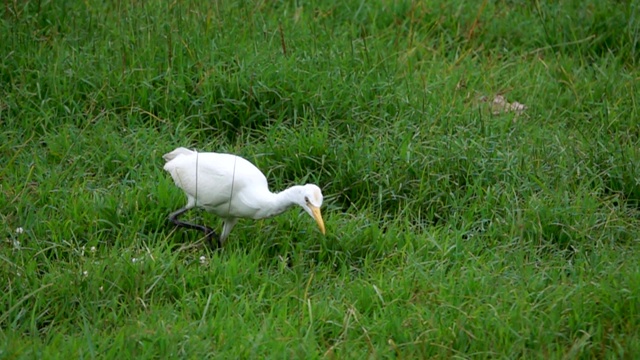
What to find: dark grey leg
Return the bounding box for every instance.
[168,208,220,249]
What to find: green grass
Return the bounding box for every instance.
[1,0,640,358]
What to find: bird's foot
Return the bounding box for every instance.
[203,227,221,250]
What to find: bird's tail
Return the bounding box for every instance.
[163,147,195,162]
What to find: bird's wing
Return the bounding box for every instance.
[164,151,270,216]
[163,147,195,162]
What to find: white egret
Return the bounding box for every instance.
[163,147,325,247]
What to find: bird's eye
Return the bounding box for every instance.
[304,196,310,203]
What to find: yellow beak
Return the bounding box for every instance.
[309,205,326,235]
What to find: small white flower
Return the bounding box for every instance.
[83,270,88,277]
[12,240,21,249]
[90,246,96,253]
[199,255,207,264]
[15,227,24,234]
[132,257,138,263]
[99,286,104,292]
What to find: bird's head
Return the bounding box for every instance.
[298,184,325,235]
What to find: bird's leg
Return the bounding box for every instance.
[168,208,220,249]
[168,207,210,233]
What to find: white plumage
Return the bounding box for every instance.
[163,147,325,246]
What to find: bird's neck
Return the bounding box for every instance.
[260,185,303,218]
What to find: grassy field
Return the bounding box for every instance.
[2,0,640,358]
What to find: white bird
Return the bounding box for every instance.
[163,147,325,247]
